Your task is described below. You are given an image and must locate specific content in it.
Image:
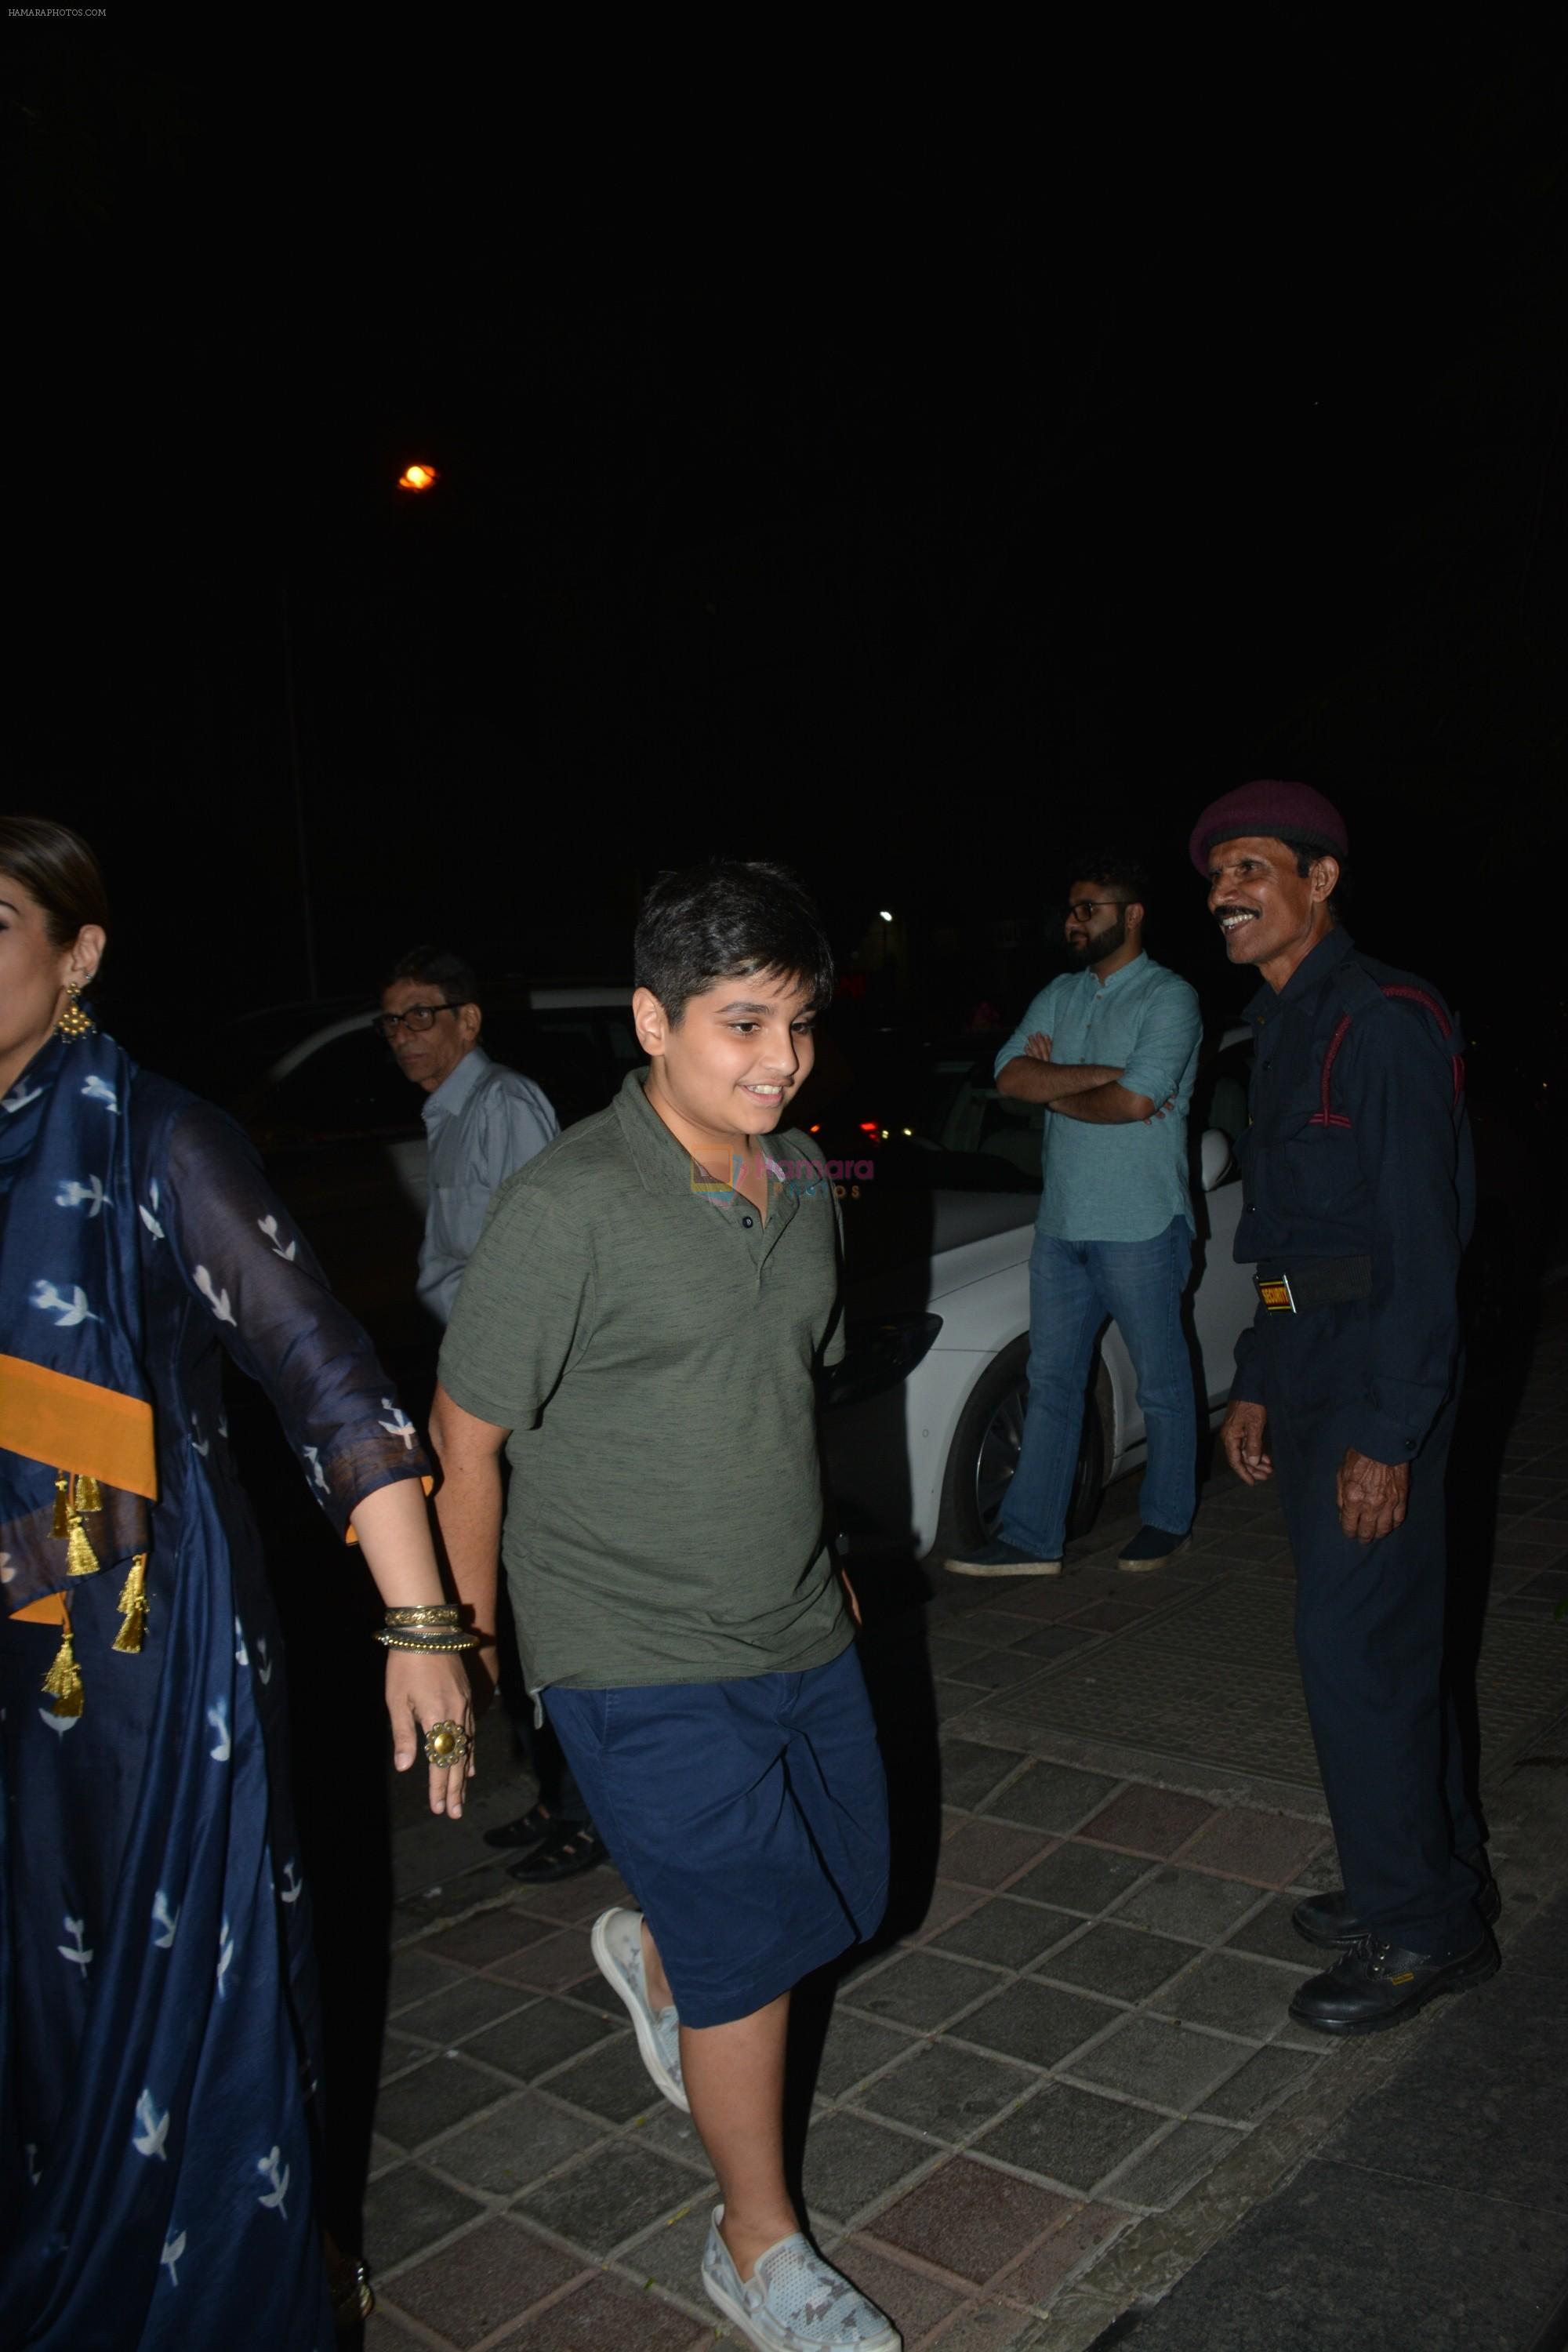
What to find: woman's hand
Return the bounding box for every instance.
[384,1649,477,1818]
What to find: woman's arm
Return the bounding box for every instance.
[350,1479,476,1817]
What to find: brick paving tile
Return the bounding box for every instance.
[387,1947,466,2014]
[938,1818,1054,1889]
[801,2109,935,2223]
[1063,2013,1250,2110]
[513,2139,696,2256]
[1222,1889,1323,1967]
[935,1680,983,1722]
[363,2163,485,2267]
[546,2031,670,2125]
[1066,1600,1146,1632]
[425,2090,604,2194]
[944,1608,1047,1646]
[996,2200,1125,2304]
[1076,1784,1218,1859]
[394,1976,536,2047]
[933,1894,1076,1973]
[1198,2042,1323,2122]
[421,1909,554,1969]
[510,1867,633,1928]
[362,2312,430,2350]
[859,2038,1036,2140]
[871,2152,1076,2285]
[815,2009,920,2096]
[1109,1864,1268,1945]
[491,2271,710,2350]
[463,1996,616,2083]
[1009,1842,1152,1916]
[938,1740,1025,1811]
[1106,2115,1240,2207]
[834,2235,967,2339]
[620,2199,717,2301]
[848,1950,1000,2031]
[486,1929,597,1994]
[921,2300,1047,2349]
[1151,1949,1305,2038]
[1033,1921,1192,2005]
[982,1760,1122,1835]
[955,1646,1057,1693]
[1011,1621,1104,1661]
[971,2080,1162,2193]
[1177,1806,1330,1886]
[383,2215,583,2347]
[376,2054,514,2151]
[956,1976,1121,2067]
[909,1883,988,1943]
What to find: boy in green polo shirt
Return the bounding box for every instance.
[430,863,897,2352]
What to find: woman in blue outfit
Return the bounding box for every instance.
[0,818,476,2349]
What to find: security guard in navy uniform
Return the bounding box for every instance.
[1190,781,1500,2034]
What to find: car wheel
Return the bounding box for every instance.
[937,1338,1109,1553]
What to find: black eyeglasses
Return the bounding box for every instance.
[372,1001,466,1039]
[1064,900,1123,923]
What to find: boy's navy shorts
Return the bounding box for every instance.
[543,1642,889,2027]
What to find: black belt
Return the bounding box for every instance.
[1254,1258,1372,1314]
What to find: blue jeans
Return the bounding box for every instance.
[1000,1214,1196,1559]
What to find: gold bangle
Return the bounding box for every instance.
[375,1629,481,1653]
[383,1605,459,1628]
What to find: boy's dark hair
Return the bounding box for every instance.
[384,945,481,1005]
[1066,851,1152,908]
[634,862,836,1022]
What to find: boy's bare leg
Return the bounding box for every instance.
[642,1921,796,2276]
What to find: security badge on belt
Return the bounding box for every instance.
[1254,1274,1296,1314]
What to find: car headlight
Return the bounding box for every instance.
[824,1314,943,1410]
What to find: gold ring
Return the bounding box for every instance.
[423,1719,471,1769]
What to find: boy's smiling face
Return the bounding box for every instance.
[635,967,818,1145]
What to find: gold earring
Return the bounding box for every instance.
[56,983,94,1040]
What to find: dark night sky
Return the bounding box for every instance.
[9,31,1566,1117]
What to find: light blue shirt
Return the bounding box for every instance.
[419,1047,557,1324]
[994,953,1202,1242]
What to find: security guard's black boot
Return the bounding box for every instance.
[1292,1849,1499,1951]
[1289,1928,1500,2035]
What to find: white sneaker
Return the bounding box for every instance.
[702,2206,902,2350]
[590,1907,688,2112]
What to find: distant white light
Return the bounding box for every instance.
[878,909,893,923]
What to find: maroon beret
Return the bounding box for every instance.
[1189,781,1348,875]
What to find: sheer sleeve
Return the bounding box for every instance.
[162,1101,432,1537]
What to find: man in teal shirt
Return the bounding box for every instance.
[946,852,1203,1577]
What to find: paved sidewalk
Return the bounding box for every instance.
[355,1321,1568,2350]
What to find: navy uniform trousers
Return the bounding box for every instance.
[1255,1304,1483,1955]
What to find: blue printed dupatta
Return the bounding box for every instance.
[0,1027,158,1697]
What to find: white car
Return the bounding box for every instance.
[822,1029,1258,1555]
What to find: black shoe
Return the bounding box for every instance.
[1116,1525,1192,1573]
[1289,1928,1500,2035]
[506,1820,608,1886]
[484,1802,554,1853]
[1292,1849,1500,1951]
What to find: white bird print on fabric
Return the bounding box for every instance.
[25,2144,41,2187]
[82,1074,119,1112]
[206,1700,231,1762]
[280,1859,303,1905]
[160,2230,187,2287]
[193,1266,235,1325]
[0,1551,13,1585]
[235,1617,249,1668]
[190,1423,210,1458]
[31,1279,100,1327]
[255,1635,274,1686]
[38,1708,79,1737]
[139,1178,165,1239]
[151,1891,180,1948]
[216,1916,235,1997]
[56,1175,108,1218]
[378,1399,417,1450]
[58,1917,93,1973]
[301,1446,329,1497]
[133,2091,170,2161]
[217,1411,229,1440]
[256,1214,298,1261]
[256,2146,290,2216]
[2,1078,45,1113]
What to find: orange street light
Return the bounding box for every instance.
[397,463,440,492]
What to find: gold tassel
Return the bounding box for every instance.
[64,1472,101,1577]
[75,1472,103,1515]
[52,1472,71,1538]
[112,1554,149,1653]
[42,1609,84,1716]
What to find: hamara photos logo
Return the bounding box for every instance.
[690,1152,875,1203]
